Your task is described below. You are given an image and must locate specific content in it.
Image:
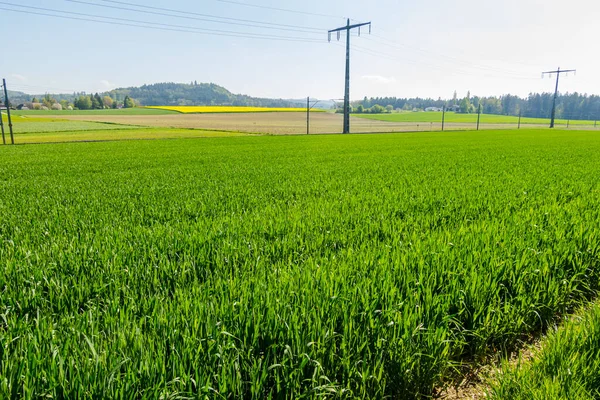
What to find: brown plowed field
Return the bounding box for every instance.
[33,112,550,134]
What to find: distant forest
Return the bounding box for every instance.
[4,82,600,120]
[4,82,304,109]
[109,82,302,108]
[358,92,600,120]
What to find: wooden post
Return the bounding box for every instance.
[0,102,5,145]
[2,79,14,144]
[307,97,310,135]
[441,106,446,131]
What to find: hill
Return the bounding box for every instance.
[108,82,303,108]
[2,83,308,108]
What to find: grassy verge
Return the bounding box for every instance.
[11,107,177,116]
[3,114,147,134]
[489,303,600,399]
[11,128,248,143]
[356,111,597,125]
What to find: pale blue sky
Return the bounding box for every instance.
[2,0,597,100]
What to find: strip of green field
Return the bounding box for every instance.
[2,114,143,134]
[11,107,177,116]
[356,111,597,125]
[1,130,599,398]
[490,303,600,399]
[12,121,143,134]
[11,128,247,143]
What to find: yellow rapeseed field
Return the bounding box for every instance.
[145,106,322,113]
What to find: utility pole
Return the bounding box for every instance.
[329,19,371,134]
[306,97,320,135]
[542,67,576,128]
[476,104,482,131]
[2,79,14,144]
[441,106,446,131]
[307,97,309,135]
[0,96,5,145]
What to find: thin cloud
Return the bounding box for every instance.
[11,74,28,82]
[361,75,397,84]
[99,80,117,90]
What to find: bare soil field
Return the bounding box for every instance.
[30,112,557,134]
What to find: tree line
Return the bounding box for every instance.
[73,93,135,110]
[17,93,136,110]
[358,92,600,120]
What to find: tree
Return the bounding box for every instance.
[103,96,114,109]
[371,104,385,114]
[362,96,371,108]
[123,95,135,108]
[90,94,99,109]
[42,94,54,109]
[74,95,92,110]
[459,97,472,114]
[356,104,364,114]
[93,93,103,109]
[385,105,394,113]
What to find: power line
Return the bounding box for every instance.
[216,0,344,19]
[64,0,323,34]
[329,33,535,80]
[0,4,324,43]
[95,0,326,32]
[345,43,538,81]
[371,28,542,69]
[365,34,535,78]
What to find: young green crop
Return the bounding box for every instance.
[489,303,600,399]
[0,129,599,398]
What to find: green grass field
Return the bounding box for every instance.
[11,107,177,116]
[490,303,600,399]
[10,121,143,134]
[11,128,247,143]
[2,113,144,134]
[1,130,599,398]
[357,111,597,126]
